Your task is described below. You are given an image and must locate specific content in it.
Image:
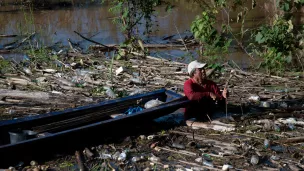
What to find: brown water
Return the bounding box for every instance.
[0,0,303,66]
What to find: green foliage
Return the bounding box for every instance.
[59,161,74,168]
[27,47,52,66]
[191,10,218,45]
[279,0,304,12]
[0,58,11,73]
[109,0,165,38]
[252,16,299,74]
[191,10,231,63]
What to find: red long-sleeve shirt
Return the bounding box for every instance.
[183,79,224,119]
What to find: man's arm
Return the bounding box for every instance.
[184,80,210,101]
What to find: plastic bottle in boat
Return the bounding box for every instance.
[144,99,163,109]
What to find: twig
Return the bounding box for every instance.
[0,34,17,37]
[75,150,88,171]
[156,146,197,156]
[282,136,304,144]
[74,31,109,48]
[174,23,189,52]
[206,114,212,123]
[54,59,75,71]
[177,160,221,171]
[224,71,234,118]
[296,54,304,72]
[68,38,77,53]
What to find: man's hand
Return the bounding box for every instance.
[210,92,216,100]
[222,88,228,99]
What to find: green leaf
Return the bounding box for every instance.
[255,32,265,44]
[199,24,204,31]
[165,5,174,12]
[283,3,290,11]
[194,31,200,39]
[286,55,292,63]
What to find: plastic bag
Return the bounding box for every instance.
[124,106,144,115]
[144,99,164,109]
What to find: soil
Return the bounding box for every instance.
[1,50,304,171]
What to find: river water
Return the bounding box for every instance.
[0,0,303,67]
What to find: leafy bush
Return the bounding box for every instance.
[190,10,231,64]
[252,16,302,74]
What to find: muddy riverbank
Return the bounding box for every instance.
[0,0,304,170]
[0,46,304,170]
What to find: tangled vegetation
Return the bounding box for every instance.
[0,0,303,75]
[186,0,304,74]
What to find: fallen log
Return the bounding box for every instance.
[6,77,32,86]
[282,137,304,144]
[0,89,51,100]
[170,130,238,152]
[277,118,304,126]
[0,89,93,104]
[186,119,235,132]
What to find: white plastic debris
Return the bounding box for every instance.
[118,151,127,161]
[280,102,288,108]
[130,78,144,85]
[129,89,144,96]
[51,91,63,95]
[144,99,164,109]
[43,69,57,73]
[286,118,297,123]
[222,164,233,170]
[139,135,146,140]
[112,151,120,160]
[103,86,117,99]
[148,156,160,162]
[23,67,32,75]
[95,65,105,70]
[116,66,125,76]
[250,155,259,165]
[246,130,253,134]
[131,156,142,162]
[248,95,260,102]
[147,135,155,140]
[99,153,112,159]
[195,157,203,163]
[54,73,62,78]
[260,101,271,108]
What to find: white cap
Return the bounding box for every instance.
[187,60,207,75]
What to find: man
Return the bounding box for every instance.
[184,60,227,121]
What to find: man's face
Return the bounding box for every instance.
[194,68,207,81]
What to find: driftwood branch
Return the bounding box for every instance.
[0,34,17,37]
[282,137,304,144]
[74,31,109,48]
[155,146,197,156]
[186,119,236,132]
[75,150,88,171]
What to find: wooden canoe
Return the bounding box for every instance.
[0,89,189,167]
